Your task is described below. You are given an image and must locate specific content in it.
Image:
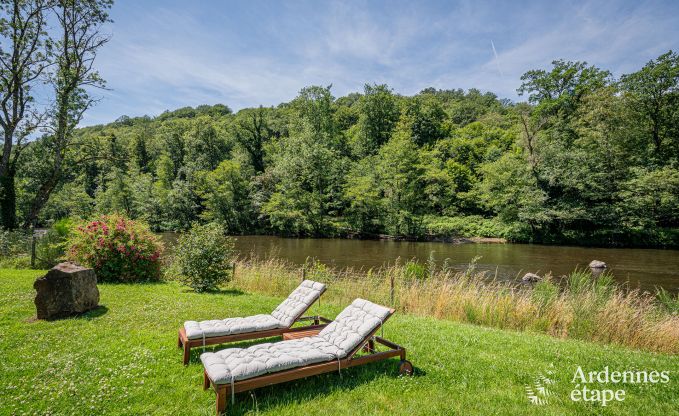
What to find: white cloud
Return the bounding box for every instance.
[81,0,679,125]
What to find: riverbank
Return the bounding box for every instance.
[344,232,507,244]
[2,269,677,415]
[231,257,679,354]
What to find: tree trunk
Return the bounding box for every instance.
[23,174,58,228]
[0,169,17,229]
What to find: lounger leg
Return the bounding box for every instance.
[216,386,227,415]
[183,343,191,365]
[203,370,211,390]
[361,338,376,353]
[178,331,182,349]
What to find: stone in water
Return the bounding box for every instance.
[589,260,607,269]
[522,273,542,283]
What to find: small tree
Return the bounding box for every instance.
[172,222,235,292]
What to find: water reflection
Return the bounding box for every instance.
[160,234,679,292]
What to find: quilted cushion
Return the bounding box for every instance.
[184,314,282,340]
[201,337,338,383]
[317,298,392,357]
[184,280,325,340]
[202,298,392,384]
[270,280,326,327]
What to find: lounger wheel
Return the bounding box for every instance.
[398,360,413,376]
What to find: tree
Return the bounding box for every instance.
[619,167,679,232]
[132,122,152,173]
[374,115,423,236]
[406,94,446,146]
[477,150,549,239]
[518,60,611,120]
[264,122,345,236]
[621,51,679,158]
[232,106,272,173]
[24,0,112,227]
[354,83,399,157]
[292,85,335,137]
[185,119,230,171]
[344,155,381,233]
[198,160,253,233]
[0,0,51,228]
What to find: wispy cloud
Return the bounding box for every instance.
[81,0,679,125]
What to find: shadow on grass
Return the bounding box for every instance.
[75,305,109,320]
[102,280,168,286]
[180,288,245,296]
[224,359,425,415]
[186,340,425,415]
[26,305,110,322]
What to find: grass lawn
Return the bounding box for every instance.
[1,269,677,416]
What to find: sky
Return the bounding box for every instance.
[80,0,679,126]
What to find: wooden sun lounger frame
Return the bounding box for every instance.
[178,287,329,365]
[202,308,413,415]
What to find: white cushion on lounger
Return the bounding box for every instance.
[184,315,282,340]
[317,298,392,357]
[201,337,338,383]
[201,299,392,384]
[184,280,325,340]
[271,280,326,327]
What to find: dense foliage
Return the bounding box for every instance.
[67,214,163,282]
[169,222,235,292]
[15,51,679,247]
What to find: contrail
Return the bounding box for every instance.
[490,40,504,79]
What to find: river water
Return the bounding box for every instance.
[160,234,679,292]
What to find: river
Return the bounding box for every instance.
[159,234,679,292]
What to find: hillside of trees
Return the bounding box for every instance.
[14,52,679,247]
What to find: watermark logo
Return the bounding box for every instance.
[525,370,555,405]
[570,366,670,407]
[526,367,671,407]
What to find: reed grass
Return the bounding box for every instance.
[232,256,679,354]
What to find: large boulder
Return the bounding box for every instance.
[34,262,100,320]
[589,260,607,269]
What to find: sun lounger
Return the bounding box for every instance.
[200,298,413,414]
[178,280,330,364]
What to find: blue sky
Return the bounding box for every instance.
[82,0,679,125]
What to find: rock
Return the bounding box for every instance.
[34,262,100,320]
[589,260,607,269]
[522,273,542,283]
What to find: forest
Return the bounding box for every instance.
[6,45,679,246]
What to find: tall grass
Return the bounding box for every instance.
[232,256,679,354]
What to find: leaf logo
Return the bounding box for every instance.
[526,370,555,405]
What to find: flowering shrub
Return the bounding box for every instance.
[67,214,163,282]
[170,222,235,292]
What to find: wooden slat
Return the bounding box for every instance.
[282,328,323,340]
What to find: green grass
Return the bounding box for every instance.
[1,269,677,416]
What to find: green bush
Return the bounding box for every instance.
[67,214,163,282]
[35,218,73,269]
[403,260,428,280]
[171,223,235,292]
[421,215,510,238]
[0,228,30,259]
